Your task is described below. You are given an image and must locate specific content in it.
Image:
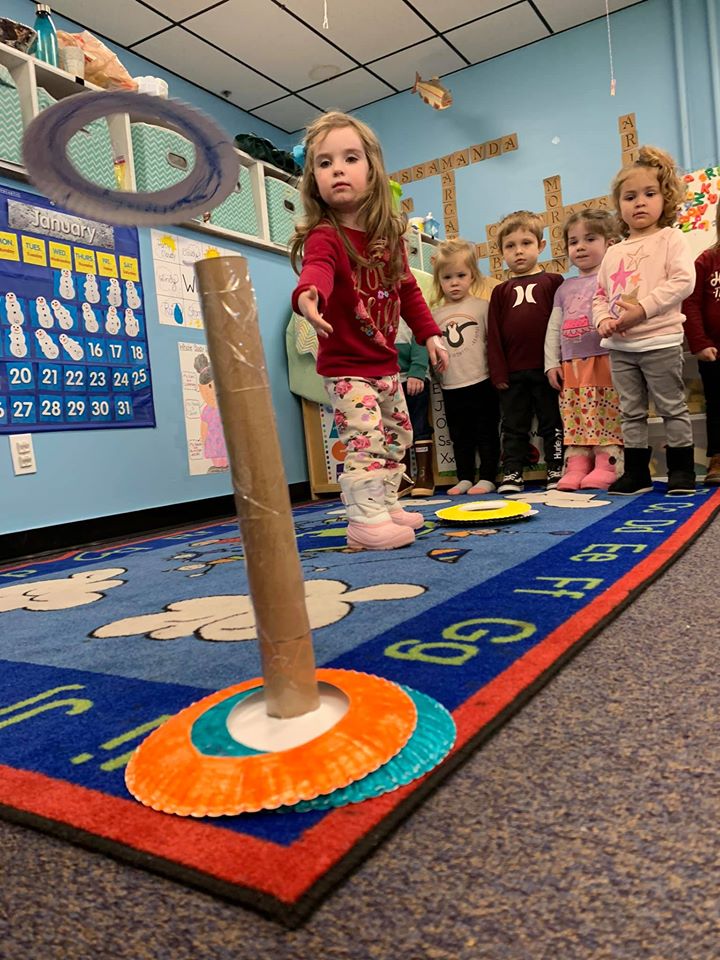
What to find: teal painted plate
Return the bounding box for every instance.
[286,685,456,812]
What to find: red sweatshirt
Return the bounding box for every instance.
[487,271,564,386]
[291,224,441,378]
[682,245,720,353]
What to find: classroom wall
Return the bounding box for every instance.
[3,0,719,536]
[0,0,302,536]
[358,0,717,266]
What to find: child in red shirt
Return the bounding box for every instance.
[682,204,720,485]
[291,111,447,550]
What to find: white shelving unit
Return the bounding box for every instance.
[0,39,298,256]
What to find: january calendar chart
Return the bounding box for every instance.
[0,184,155,433]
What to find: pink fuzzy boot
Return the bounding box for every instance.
[580,446,621,490]
[341,474,415,549]
[556,453,593,491]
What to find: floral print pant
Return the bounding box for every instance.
[324,376,412,474]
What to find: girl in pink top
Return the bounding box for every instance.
[592,146,696,495]
[291,111,448,551]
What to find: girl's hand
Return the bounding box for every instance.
[426,335,449,374]
[496,382,509,390]
[298,286,333,338]
[598,317,618,338]
[615,298,646,332]
[547,366,563,391]
[695,346,718,362]
[406,376,424,396]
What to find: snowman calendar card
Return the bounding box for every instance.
[0,184,154,433]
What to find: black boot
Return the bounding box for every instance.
[411,440,435,496]
[398,448,414,497]
[665,445,696,496]
[608,447,653,495]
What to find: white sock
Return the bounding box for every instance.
[448,479,473,494]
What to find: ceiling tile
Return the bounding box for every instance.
[133,28,285,109]
[533,0,646,33]
[142,1,225,21]
[283,0,433,62]
[184,0,355,89]
[251,96,322,134]
[52,0,171,45]
[302,69,395,112]
[369,37,466,90]
[445,2,549,62]
[408,0,512,32]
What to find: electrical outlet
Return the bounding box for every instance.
[9,434,37,476]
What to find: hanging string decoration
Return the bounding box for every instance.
[606,0,616,95]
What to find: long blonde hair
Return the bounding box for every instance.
[290,111,407,285]
[430,238,485,307]
[611,145,684,237]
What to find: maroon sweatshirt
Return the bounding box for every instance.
[682,245,720,353]
[487,271,564,386]
[292,224,441,378]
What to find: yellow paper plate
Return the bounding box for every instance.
[435,499,536,525]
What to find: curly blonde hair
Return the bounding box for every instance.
[496,210,545,250]
[290,111,407,286]
[611,145,684,237]
[429,238,485,306]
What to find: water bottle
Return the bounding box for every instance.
[33,4,59,67]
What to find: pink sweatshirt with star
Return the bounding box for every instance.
[592,227,695,352]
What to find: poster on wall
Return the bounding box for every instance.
[178,341,229,476]
[677,164,720,258]
[151,230,238,330]
[319,402,347,483]
[0,184,153,434]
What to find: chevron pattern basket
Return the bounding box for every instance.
[131,122,196,193]
[264,177,303,246]
[0,65,24,165]
[210,166,259,237]
[405,234,422,269]
[421,241,436,272]
[37,88,116,189]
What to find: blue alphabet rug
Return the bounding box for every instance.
[1,486,717,926]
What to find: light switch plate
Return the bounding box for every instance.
[9,433,37,475]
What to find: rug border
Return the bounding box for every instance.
[1,489,718,928]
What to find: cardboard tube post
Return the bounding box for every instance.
[195,256,320,719]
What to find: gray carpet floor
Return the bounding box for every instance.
[1,513,719,960]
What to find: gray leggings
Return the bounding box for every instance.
[609,345,692,448]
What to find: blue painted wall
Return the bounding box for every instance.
[360,0,717,265]
[3,0,719,535]
[1,0,303,535]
